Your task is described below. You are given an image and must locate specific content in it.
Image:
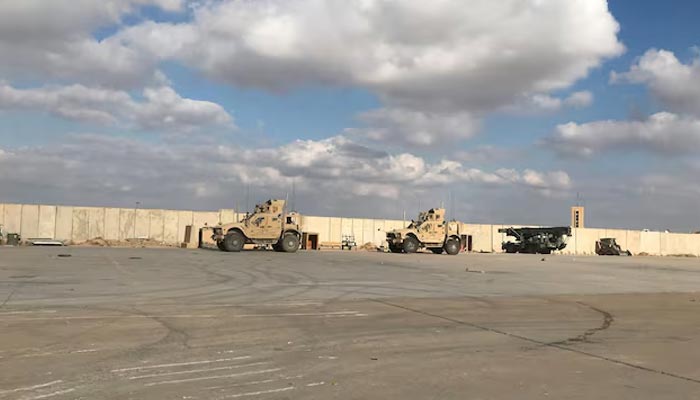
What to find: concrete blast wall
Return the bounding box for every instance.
[0,203,233,246]
[1,203,699,256]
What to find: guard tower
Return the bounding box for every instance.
[571,206,585,228]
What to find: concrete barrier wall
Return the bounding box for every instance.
[0,203,233,245]
[1,202,699,256]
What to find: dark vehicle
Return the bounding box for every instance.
[596,238,632,256]
[499,227,572,254]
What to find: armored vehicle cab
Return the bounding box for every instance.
[212,199,301,253]
[386,208,463,255]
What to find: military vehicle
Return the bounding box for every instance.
[499,227,571,254]
[596,238,632,256]
[386,208,463,255]
[211,199,301,253]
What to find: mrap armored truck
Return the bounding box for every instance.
[212,199,301,253]
[386,208,463,255]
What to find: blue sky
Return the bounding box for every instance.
[1,1,699,231]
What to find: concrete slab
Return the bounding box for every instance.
[148,210,165,242]
[119,209,136,240]
[219,209,235,225]
[104,208,120,241]
[163,210,179,244]
[1,250,700,399]
[55,206,73,241]
[135,209,150,239]
[72,208,90,242]
[37,205,57,239]
[88,207,105,239]
[19,204,39,239]
[3,204,22,234]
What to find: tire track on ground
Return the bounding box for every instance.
[371,298,700,385]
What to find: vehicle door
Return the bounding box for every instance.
[262,214,283,238]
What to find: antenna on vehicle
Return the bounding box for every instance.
[245,184,250,212]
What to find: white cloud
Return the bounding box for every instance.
[0,0,622,148]
[564,91,594,108]
[612,49,700,116]
[547,112,700,157]
[116,0,621,112]
[505,91,594,114]
[0,83,233,133]
[0,135,571,215]
[0,0,184,87]
[347,108,480,148]
[547,49,700,158]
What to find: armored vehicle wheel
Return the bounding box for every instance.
[402,237,419,254]
[430,248,443,254]
[389,244,402,253]
[504,243,518,253]
[217,241,226,251]
[280,233,300,253]
[444,238,460,255]
[223,231,245,252]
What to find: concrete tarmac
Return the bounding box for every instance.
[1,248,699,399]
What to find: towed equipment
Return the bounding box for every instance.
[499,227,572,255]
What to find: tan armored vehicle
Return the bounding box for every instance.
[386,208,463,255]
[212,199,301,253]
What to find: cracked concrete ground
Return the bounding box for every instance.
[1,248,699,399]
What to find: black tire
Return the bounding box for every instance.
[430,248,443,255]
[280,233,300,253]
[504,243,518,254]
[223,231,245,252]
[389,244,402,253]
[402,237,419,254]
[217,241,226,251]
[272,243,283,252]
[444,238,460,255]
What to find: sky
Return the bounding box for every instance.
[1,0,699,232]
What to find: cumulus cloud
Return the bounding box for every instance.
[0,0,623,147]
[612,49,700,115]
[0,0,184,87]
[546,49,700,158]
[346,108,480,148]
[504,91,594,114]
[113,0,622,127]
[0,83,233,133]
[546,112,700,157]
[564,91,595,108]
[0,135,571,215]
[116,0,621,110]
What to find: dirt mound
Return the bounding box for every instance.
[360,242,377,251]
[75,237,177,248]
[83,237,109,247]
